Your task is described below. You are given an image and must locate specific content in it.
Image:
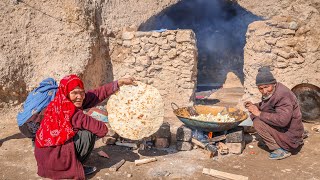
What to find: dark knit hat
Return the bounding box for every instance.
[256,66,277,86]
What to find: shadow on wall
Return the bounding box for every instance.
[139,0,262,88]
[81,1,114,90]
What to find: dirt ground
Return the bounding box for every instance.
[0,106,319,180]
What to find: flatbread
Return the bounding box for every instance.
[106,81,164,140]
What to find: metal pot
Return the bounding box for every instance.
[291,83,320,122]
[171,103,248,132]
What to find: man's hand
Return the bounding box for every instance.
[244,101,253,108]
[118,77,137,87]
[245,102,261,117]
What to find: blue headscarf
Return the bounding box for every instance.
[17,78,58,126]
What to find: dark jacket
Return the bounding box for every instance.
[252,82,304,149]
[34,81,118,180]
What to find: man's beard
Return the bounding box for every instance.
[262,93,273,100]
[262,85,276,100]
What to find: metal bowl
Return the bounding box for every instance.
[292,83,320,122]
[172,104,248,132]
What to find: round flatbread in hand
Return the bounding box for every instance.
[106,81,164,140]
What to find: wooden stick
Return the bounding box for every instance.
[134,158,157,166]
[191,138,206,149]
[109,159,126,172]
[217,142,229,155]
[202,168,248,180]
[115,141,138,149]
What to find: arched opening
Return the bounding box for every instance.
[139,0,262,91]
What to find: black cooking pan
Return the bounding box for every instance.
[172,103,248,132]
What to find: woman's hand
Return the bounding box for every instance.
[118,77,137,87]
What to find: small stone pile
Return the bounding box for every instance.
[175,125,246,155]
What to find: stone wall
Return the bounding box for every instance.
[109,30,198,116]
[242,1,320,103]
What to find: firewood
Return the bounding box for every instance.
[115,141,138,149]
[191,138,206,149]
[202,168,248,180]
[134,158,157,166]
[109,159,126,172]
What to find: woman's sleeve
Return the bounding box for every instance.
[71,109,108,138]
[82,81,119,109]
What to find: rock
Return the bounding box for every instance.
[176,141,193,151]
[131,38,140,45]
[161,31,171,36]
[122,32,134,40]
[127,174,132,178]
[135,66,145,72]
[123,40,131,47]
[226,141,245,154]
[148,38,156,44]
[125,56,136,64]
[181,83,193,89]
[252,40,271,53]
[168,49,177,59]
[273,49,292,59]
[176,30,193,43]
[296,26,310,36]
[148,46,159,59]
[167,35,175,41]
[161,44,171,50]
[141,37,149,43]
[116,40,123,45]
[131,45,141,53]
[138,70,147,78]
[275,59,289,68]
[156,38,168,46]
[289,21,298,30]
[292,56,305,64]
[281,29,295,35]
[265,38,277,45]
[155,138,170,148]
[143,43,153,51]
[158,49,165,56]
[136,56,151,66]
[276,22,289,29]
[170,42,176,47]
[176,125,192,142]
[152,32,161,37]
[226,127,244,143]
[154,122,171,138]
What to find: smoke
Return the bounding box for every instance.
[139,0,261,87]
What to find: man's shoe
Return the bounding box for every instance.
[269,148,291,160]
[83,165,97,176]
